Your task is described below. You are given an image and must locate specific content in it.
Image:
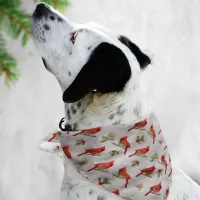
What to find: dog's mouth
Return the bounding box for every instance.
[70,31,78,44]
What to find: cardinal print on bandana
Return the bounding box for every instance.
[43,111,172,200]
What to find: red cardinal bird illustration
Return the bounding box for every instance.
[63,146,72,159]
[77,146,105,156]
[149,124,156,144]
[87,160,114,172]
[145,183,162,196]
[112,189,120,195]
[73,127,101,136]
[136,165,155,177]
[128,119,147,131]
[166,188,169,198]
[114,136,130,155]
[117,167,131,188]
[128,146,149,157]
[48,132,60,142]
[160,155,168,174]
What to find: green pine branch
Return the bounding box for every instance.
[0,8,31,46]
[0,33,19,86]
[0,0,21,9]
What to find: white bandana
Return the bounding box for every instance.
[40,111,172,200]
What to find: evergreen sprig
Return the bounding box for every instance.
[0,33,19,86]
[0,0,70,86]
[0,8,31,46]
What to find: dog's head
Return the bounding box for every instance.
[31,3,151,103]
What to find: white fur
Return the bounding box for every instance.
[31,3,200,200]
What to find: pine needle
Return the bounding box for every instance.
[0,33,20,87]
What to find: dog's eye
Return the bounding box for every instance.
[70,32,78,44]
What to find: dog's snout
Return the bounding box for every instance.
[35,3,49,17]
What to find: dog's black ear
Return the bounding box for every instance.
[118,35,151,69]
[63,42,131,103]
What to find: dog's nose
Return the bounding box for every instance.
[35,3,49,16]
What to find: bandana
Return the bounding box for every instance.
[40,111,172,200]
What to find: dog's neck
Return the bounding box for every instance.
[63,78,150,130]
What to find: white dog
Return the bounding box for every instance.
[31,3,200,200]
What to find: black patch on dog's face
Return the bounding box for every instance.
[118,35,151,69]
[97,194,106,200]
[63,42,131,103]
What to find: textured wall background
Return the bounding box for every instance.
[0,0,200,199]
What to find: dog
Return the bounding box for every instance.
[31,3,200,200]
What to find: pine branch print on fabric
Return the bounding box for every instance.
[100,133,115,142]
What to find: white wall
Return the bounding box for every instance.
[0,0,200,199]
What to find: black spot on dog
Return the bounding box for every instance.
[67,109,71,120]
[97,194,106,200]
[40,37,46,43]
[50,16,55,21]
[57,17,63,22]
[117,104,123,110]
[73,123,78,131]
[67,184,74,196]
[65,123,78,131]
[69,51,72,55]
[88,46,92,50]
[69,185,73,191]
[81,109,85,114]
[117,109,126,116]
[71,105,77,114]
[65,124,73,131]
[76,193,80,198]
[68,71,71,76]
[109,113,116,120]
[77,101,81,108]
[43,24,50,30]
[113,120,121,125]
[116,104,126,116]
[89,189,94,195]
